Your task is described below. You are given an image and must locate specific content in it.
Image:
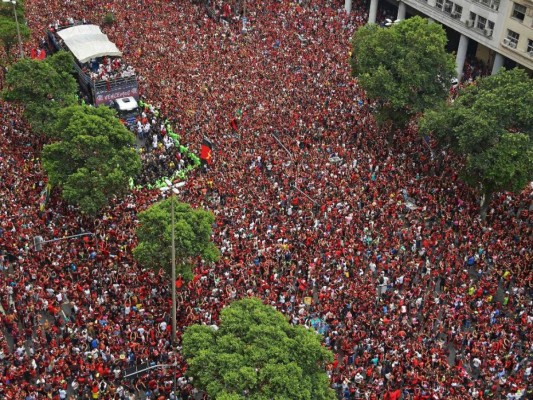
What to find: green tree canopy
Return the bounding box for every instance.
[0,16,30,62]
[182,298,335,400]
[133,199,220,280]
[350,16,455,128]
[419,68,533,217]
[0,0,29,63]
[0,0,25,20]
[2,51,77,135]
[42,105,141,215]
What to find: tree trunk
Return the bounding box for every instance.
[479,190,492,221]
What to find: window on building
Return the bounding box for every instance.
[506,29,520,46]
[443,0,453,13]
[454,5,463,17]
[512,3,526,21]
[477,16,487,29]
[436,0,444,9]
[470,12,476,21]
[488,21,495,31]
[527,39,533,53]
[478,0,500,10]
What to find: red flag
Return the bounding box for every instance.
[200,137,213,165]
[230,118,238,132]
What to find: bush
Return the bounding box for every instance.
[103,13,115,26]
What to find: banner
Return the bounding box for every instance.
[200,137,213,165]
[38,184,50,211]
[95,86,139,106]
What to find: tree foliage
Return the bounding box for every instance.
[0,16,30,62]
[182,298,335,400]
[2,51,77,135]
[0,0,30,63]
[103,12,115,26]
[350,16,455,127]
[0,0,25,20]
[42,105,141,215]
[133,199,220,280]
[420,68,533,215]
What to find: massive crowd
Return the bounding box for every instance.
[1,0,531,399]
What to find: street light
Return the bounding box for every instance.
[384,18,401,27]
[241,0,248,33]
[271,132,319,206]
[160,179,185,395]
[33,232,94,251]
[2,0,24,58]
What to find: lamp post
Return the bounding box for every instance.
[33,232,94,252]
[271,132,298,187]
[2,0,24,58]
[271,132,319,206]
[242,0,247,32]
[160,179,186,396]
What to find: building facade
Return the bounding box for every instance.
[361,0,533,78]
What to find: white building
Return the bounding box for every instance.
[350,0,533,78]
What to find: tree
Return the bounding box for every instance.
[182,298,335,400]
[350,16,455,128]
[0,0,25,21]
[2,51,77,135]
[0,0,30,63]
[419,68,533,218]
[42,105,141,215]
[0,16,30,63]
[103,12,115,26]
[133,199,219,280]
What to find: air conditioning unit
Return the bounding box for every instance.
[527,8,533,17]
[490,4,498,10]
[484,28,493,37]
[503,38,511,46]
[508,41,517,49]
[529,51,533,57]
[451,11,460,18]
[466,20,474,27]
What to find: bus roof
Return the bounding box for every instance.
[57,24,122,63]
